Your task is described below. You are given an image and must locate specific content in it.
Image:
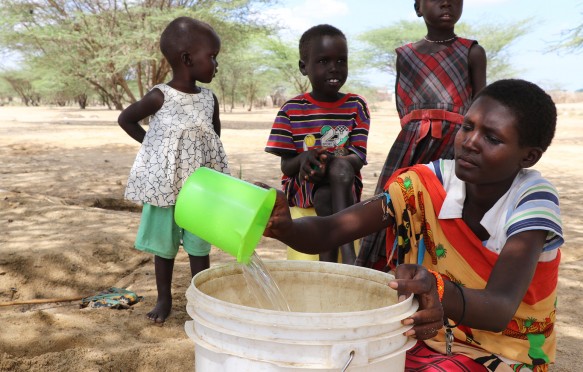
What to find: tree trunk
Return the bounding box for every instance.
[137,62,144,98]
[116,73,137,103]
[230,86,236,112]
[247,87,256,111]
[77,94,88,109]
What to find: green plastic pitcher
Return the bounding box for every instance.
[175,167,276,264]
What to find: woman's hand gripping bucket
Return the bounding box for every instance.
[175,167,276,264]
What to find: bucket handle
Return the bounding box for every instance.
[341,350,355,372]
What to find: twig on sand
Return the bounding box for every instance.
[0,296,85,307]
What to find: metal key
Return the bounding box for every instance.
[445,327,454,356]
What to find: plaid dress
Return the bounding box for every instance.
[357,37,477,268]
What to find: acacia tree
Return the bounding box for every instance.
[237,44,278,111]
[358,19,531,81]
[210,30,304,112]
[457,20,531,80]
[550,11,583,54]
[261,36,310,95]
[32,63,93,107]
[2,70,40,106]
[0,0,274,109]
[0,75,15,104]
[355,20,426,77]
[212,34,253,112]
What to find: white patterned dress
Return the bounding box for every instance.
[125,84,230,207]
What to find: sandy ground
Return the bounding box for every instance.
[0,101,581,371]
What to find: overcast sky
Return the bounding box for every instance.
[259,0,583,91]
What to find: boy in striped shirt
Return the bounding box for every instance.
[265,24,370,264]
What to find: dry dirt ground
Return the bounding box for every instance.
[0,102,582,371]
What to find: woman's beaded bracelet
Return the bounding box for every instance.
[427,269,444,302]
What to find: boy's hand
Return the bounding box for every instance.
[389,264,444,340]
[300,148,329,183]
[255,183,292,241]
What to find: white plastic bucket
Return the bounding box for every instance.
[185,260,418,371]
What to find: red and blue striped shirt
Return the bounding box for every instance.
[266,92,370,160]
[265,92,371,207]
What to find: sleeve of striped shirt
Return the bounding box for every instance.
[505,178,564,255]
[265,107,296,157]
[346,95,371,164]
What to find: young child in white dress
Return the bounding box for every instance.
[118,17,228,323]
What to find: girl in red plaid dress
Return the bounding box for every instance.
[357,0,487,269]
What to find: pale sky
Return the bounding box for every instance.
[259,0,583,91]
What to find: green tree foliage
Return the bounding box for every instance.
[210,33,309,111]
[0,3,534,110]
[27,61,93,107]
[0,75,15,104]
[356,20,426,76]
[212,36,254,113]
[0,0,273,109]
[213,39,275,112]
[550,11,583,54]
[1,69,40,106]
[261,36,310,95]
[457,20,530,81]
[358,19,530,82]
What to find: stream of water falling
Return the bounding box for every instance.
[241,252,291,311]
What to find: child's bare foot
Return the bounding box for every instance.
[146,300,171,324]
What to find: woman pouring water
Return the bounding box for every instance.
[262,79,563,371]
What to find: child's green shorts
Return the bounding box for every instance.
[134,203,210,259]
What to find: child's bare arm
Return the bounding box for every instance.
[118,88,164,143]
[468,43,487,96]
[212,93,221,137]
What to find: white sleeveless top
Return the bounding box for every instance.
[125,84,230,207]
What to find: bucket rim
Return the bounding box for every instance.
[187,284,418,330]
[189,260,418,322]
